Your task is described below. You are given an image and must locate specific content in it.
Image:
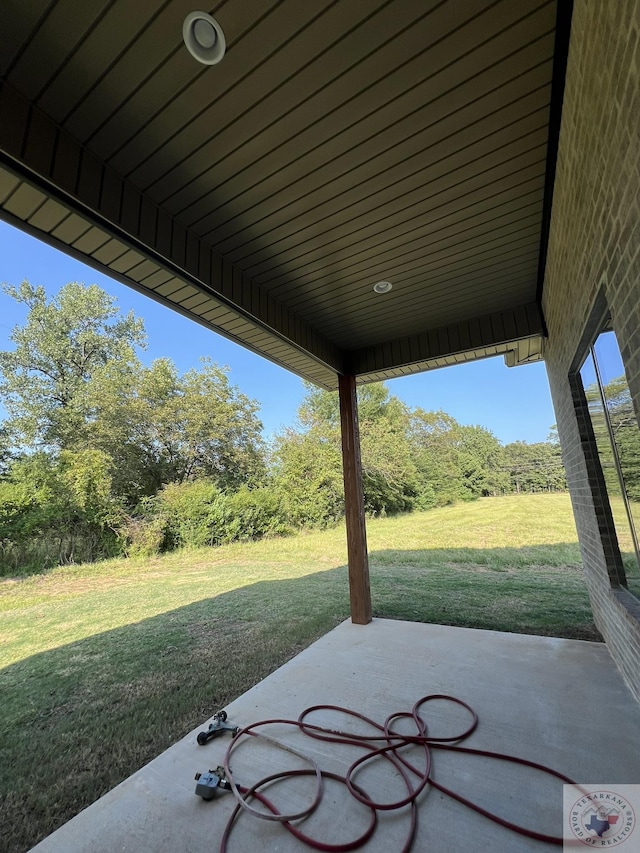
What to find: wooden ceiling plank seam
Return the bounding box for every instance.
[313,216,543,291]
[514,302,532,337]
[262,193,544,303]
[131,0,407,188]
[288,251,539,326]
[89,237,132,266]
[49,129,81,199]
[178,292,212,312]
[50,212,93,245]
[193,57,554,244]
[188,41,555,248]
[138,268,173,289]
[448,324,461,354]
[61,0,211,142]
[323,278,538,349]
[26,196,69,233]
[259,157,547,290]
[125,0,347,187]
[72,225,111,255]
[185,230,200,281]
[99,167,122,225]
[0,84,30,162]
[155,208,173,267]
[268,191,545,302]
[188,299,222,318]
[109,248,147,276]
[139,194,158,251]
[277,219,543,310]
[325,275,537,340]
[158,0,530,212]
[299,275,539,348]
[348,303,544,375]
[491,312,506,342]
[170,219,187,271]
[0,0,56,78]
[198,306,237,324]
[121,181,142,242]
[176,6,555,231]
[0,168,21,204]
[153,278,187,298]
[169,284,200,303]
[233,122,550,269]
[95,0,285,166]
[6,0,114,103]
[197,241,212,286]
[458,322,472,351]
[22,107,57,178]
[194,89,551,255]
[298,245,541,332]
[268,241,541,315]
[126,259,160,283]
[197,76,552,256]
[37,0,174,123]
[2,181,47,219]
[246,162,547,283]
[480,314,494,347]
[77,148,104,212]
[145,3,496,201]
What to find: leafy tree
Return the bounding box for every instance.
[88,357,266,501]
[272,425,345,528]
[0,450,122,569]
[275,383,417,523]
[503,441,567,493]
[0,281,145,451]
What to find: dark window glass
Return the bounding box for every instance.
[580,326,640,599]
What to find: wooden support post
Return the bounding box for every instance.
[338,374,372,625]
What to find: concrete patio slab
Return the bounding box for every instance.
[31,619,640,852]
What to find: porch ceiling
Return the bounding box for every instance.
[0,0,567,388]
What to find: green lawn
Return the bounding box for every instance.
[1,493,595,852]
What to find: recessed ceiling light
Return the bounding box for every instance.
[183,12,226,65]
[373,280,393,294]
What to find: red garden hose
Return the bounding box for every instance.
[218,694,574,851]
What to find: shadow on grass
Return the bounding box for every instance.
[1,543,598,853]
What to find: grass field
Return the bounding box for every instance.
[0,493,596,852]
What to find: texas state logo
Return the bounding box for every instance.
[564,786,637,848]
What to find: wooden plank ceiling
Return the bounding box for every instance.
[0,0,561,389]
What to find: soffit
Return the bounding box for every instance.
[0,0,558,386]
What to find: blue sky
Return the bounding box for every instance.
[0,220,556,444]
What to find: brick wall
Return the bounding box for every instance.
[543,0,640,700]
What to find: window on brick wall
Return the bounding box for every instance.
[579,318,640,599]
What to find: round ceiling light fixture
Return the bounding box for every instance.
[183,12,226,65]
[373,280,393,294]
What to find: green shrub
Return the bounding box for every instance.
[118,514,168,558]
[140,481,291,551]
[218,487,291,543]
[155,480,222,549]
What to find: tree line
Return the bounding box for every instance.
[0,282,566,574]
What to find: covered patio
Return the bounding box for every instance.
[2,0,640,848]
[30,618,640,851]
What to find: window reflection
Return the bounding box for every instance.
[580,325,640,599]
